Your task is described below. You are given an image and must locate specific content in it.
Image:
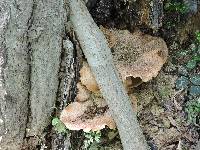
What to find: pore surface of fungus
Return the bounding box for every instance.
[60,99,116,132]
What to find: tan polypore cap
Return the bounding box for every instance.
[80,61,99,92]
[60,100,116,132]
[76,82,91,102]
[101,27,168,83]
[116,49,167,82]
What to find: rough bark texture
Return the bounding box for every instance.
[27,0,67,137]
[68,0,148,149]
[0,0,69,149]
[150,0,163,30]
[0,1,33,149]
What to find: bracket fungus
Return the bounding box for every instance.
[60,28,168,132]
[79,61,99,92]
[60,96,116,132]
[76,82,91,102]
[61,63,116,131]
[61,61,116,131]
[101,27,168,83]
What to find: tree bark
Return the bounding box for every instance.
[27,0,67,137]
[0,0,69,149]
[0,1,34,149]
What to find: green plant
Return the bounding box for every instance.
[195,31,200,43]
[185,41,200,70]
[83,131,102,149]
[185,98,200,125]
[165,1,189,14]
[186,54,200,70]
[52,117,68,134]
[186,59,197,70]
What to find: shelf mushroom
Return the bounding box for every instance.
[60,99,116,132]
[101,27,168,84]
[60,28,168,131]
[79,61,99,92]
[76,82,91,102]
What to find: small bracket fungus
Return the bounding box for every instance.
[76,82,91,102]
[60,100,116,132]
[80,61,99,92]
[60,61,139,132]
[61,62,116,132]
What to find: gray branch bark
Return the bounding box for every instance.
[68,0,148,149]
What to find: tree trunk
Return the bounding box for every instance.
[0,0,70,149]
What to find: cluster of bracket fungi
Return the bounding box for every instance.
[60,27,168,132]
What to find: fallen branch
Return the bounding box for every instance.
[68,0,148,149]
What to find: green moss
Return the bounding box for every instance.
[195,31,200,43]
[156,72,175,101]
[159,86,173,98]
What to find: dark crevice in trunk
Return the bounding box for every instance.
[61,31,82,110]
[51,33,82,150]
[49,14,85,148]
[22,0,37,147]
[49,37,68,150]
